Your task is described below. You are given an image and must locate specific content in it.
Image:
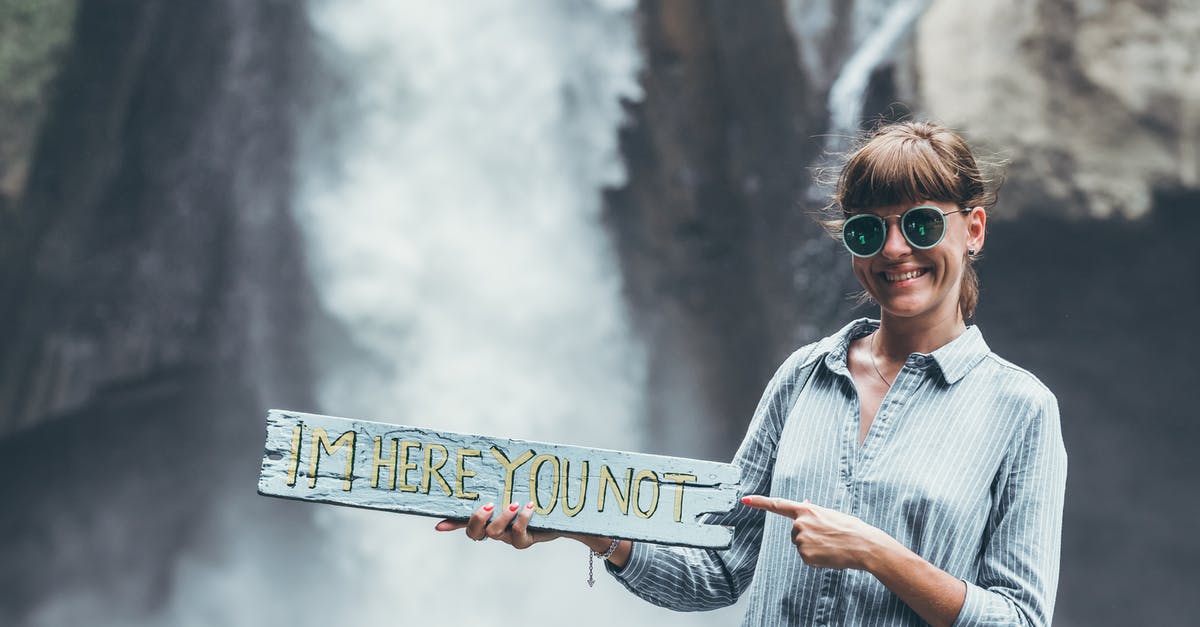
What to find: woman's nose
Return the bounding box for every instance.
[880,221,911,258]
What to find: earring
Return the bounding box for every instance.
[967,248,977,257]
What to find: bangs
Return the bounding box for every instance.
[836,133,970,213]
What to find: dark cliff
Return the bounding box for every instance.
[0,0,323,620]
[607,0,858,459]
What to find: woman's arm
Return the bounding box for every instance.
[950,393,1068,627]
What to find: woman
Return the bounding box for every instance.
[437,121,1067,627]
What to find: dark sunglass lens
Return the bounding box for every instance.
[904,207,946,248]
[843,215,885,256]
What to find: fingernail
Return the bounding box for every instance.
[509,503,520,512]
[483,503,494,512]
[525,502,535,510]
[741,496,751,504]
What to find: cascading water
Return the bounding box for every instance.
[825,0,929,143]
[294,1,740,623]
[790,0,930,204]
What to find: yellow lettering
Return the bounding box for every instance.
[662,473,697,522]
[631,470,660,519]
[285,423,303,487]
[528,454,560,515]
[490,447,535,506]
[559,459,588,517]
[371,436,399,489]
[308,428,356,491]
[455,449,482,500]
[597,465,631,515]
[397,440,420,492]
[421,444,453,496]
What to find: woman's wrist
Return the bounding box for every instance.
[858,527,903,574]
[563,534,632,569]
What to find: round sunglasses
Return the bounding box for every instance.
[841,205,973,258]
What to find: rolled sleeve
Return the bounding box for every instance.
[954,579,1024,626]
[608,538,655,587]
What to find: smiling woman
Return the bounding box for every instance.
[440,120,1067,627]
[831,121,998,321]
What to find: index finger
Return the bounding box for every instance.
[741,495,807,518]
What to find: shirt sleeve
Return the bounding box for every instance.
[952,390,1068,627]
[606,346,817,610]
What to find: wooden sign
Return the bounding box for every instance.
[258,410,741,548]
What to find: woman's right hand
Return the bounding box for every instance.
[435,501,562,549]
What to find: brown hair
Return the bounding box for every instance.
[825,120,999,320]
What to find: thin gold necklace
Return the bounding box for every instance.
[870,332,893,387]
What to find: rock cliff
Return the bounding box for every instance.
[917,0,1200,218]
[0,1,324,621]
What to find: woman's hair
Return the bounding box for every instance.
[824,120,1000,320]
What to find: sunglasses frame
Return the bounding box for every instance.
[841,205,974,258]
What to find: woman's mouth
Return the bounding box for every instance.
[883,268,928,283]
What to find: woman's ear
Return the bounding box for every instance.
[966,207,987,254]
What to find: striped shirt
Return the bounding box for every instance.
[610,318,1067,626]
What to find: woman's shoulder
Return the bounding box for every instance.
[976,351,1054,393]
[765,340,825,386]
[971,350,1060,420]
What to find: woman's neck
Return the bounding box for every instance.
[874,309,967,359]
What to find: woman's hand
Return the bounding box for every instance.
[434,501,561,549]
[435,503,633,569]
[741,495,889,571]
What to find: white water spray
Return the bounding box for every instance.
[294,1,739,624]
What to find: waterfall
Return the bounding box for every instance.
[292,1,741,623]
[826,0,929,144]
[791,0,930,204]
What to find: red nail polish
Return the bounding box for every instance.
[509,503,520,512]
[525,502,535,510]
[741,496,751,504]
[483,503,494,512]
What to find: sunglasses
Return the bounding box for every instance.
[841,205,973,258]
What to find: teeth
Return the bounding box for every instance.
[886,269,924,282]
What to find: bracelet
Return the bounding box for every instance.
[587,538,620,587]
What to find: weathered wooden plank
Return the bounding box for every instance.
[258,409,741,548]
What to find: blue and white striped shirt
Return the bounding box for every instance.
[611,319,1067,626]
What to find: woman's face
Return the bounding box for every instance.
[849,200,987,324]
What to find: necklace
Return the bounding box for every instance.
[869,332,893,387]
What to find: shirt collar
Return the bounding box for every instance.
[930,325,990,384]
[808,318,991,384]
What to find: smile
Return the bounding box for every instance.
[884,268,928,283]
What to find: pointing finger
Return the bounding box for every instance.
[741,495,807,519]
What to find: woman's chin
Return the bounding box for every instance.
[876,294,937,320]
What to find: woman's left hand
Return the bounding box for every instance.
[741,495,890,571]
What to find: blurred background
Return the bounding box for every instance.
[1,0,1197,625]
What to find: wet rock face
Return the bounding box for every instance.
[0,0,316,435]
[0,0,321,622]
[916,0,1200,218]
[606,0,858,459]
